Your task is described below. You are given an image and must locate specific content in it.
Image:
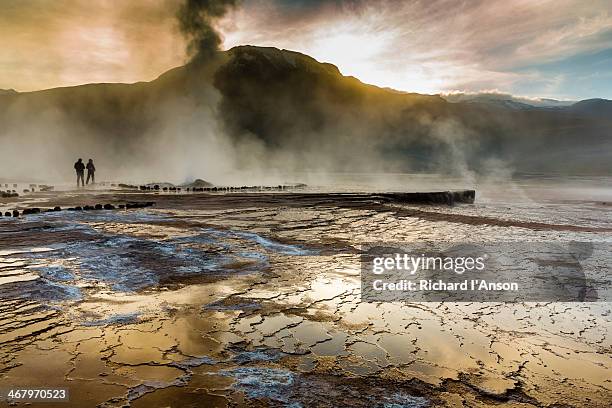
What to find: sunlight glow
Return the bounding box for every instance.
[306,27,443,93]
[224,19,464,94]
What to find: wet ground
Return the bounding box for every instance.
[0,188,610,407]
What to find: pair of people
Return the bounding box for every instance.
[74,158,96,187]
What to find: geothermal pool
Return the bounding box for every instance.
[0,184,610,407]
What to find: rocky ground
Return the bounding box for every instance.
[0,189,610,407]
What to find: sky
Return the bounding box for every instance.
[1,0,611,100]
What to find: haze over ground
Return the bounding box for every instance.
[0,0,610,184]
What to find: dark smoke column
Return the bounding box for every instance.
[177,0,239,62]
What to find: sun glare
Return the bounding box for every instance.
[224,22,448,94]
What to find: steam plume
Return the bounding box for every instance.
[177,0,239,61]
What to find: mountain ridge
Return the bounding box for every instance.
[3,49,608,108]
[0,46,610,180]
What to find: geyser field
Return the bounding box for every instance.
[1,0,612,406]
[0,178,610,407]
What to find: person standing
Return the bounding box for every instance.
[86,159,96,185]
[74,158,85,187]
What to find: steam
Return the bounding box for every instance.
[0,41,608,194]
[177,0,239,61]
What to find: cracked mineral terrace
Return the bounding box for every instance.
[0,186,610,407]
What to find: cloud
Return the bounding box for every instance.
[221,0,612,98]
[0,0,185,91]
[0,0,610,98]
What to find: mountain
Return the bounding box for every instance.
[566,98,612,119]
[0,46,610,181]
[441,92,576,109]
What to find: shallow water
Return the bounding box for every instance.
[0,179,610,407]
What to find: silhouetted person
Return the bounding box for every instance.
[74,158,85,187]
[86,159,96,185]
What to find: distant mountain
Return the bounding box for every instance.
[441,92,576,109]
[540,98,576,107]
[0,45,610,180]
[566,98,612,119]
[182,178,214,188]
